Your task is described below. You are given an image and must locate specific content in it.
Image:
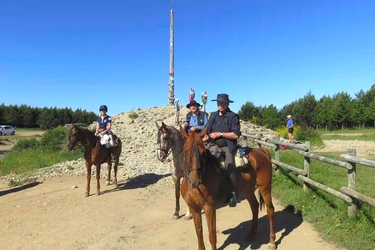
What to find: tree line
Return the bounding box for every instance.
[238,84,375,130]
[0,104,97,129]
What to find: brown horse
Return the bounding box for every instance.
[66,124,122,197]
[180,126,276,250]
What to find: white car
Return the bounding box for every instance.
[0,125,16,135]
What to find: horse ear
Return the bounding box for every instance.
[155,122,160,130]
[180,125,188,139]
[161,122,167,131]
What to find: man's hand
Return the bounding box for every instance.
[100,131,106,135]
[209,132,222,139]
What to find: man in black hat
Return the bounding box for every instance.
[203,93,241,207]
[183,100,208,132]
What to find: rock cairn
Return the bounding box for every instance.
[0,105,278,186]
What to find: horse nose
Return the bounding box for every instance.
[190,181,200,189]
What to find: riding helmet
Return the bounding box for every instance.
[99,105,108,112]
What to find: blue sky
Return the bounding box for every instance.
[1,0,374,116]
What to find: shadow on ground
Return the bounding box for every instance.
[100,173,171,195]
[218,205,303,250]
[0,182,41,197]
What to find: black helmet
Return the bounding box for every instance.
[99,105,108,112]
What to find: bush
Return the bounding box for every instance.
[128,111,138,120]
[13,138,40,151]
[295,126,323,145]
[39,126,69,151]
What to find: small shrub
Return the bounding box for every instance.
[295,126,323,145]
[40,126,69,151]
[128,111,138,120]
[13,138,40,151]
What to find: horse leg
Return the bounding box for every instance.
[245,190,260,240]
[106,162,112,185]
[95,164,101,196]
[259,188,276,250]
[204,206,217,250]
[184,204,192,220]
[191,206,206,250]
[85,163,92,197]
[172,176,180,219]
[113,160,118,186]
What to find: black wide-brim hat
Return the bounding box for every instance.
[186,100,201,108]
[211,93,234,103]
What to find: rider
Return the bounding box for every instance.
[96,105,117,148]
[183,100,208,133]
[203,93,241,207]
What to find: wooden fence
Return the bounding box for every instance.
[241,133,375,217]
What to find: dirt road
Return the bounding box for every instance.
[0,175,344,250]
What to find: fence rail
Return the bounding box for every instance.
[241,133,375,217]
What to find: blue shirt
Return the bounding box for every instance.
[185,112,208,132]
[287,119,294,128]
[97,115,111,130]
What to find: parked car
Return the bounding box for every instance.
[0,125,16,135]
[64,123,88,128]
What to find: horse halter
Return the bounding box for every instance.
[157,130,172,161]
[185,145,204,188]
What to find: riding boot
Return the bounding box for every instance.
[228,172,238,207]
[224,170,238,207]
[109,134,117,147]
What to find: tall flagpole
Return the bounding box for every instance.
[168,2,175,105]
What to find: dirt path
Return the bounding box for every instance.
[0,175,344,250]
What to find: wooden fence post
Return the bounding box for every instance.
[274,136,280,174]
[303,141,311,191]
[347,148,357,217]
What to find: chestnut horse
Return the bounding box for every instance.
[156,122,192,220]
[180,126,276,250]
[66,124,122,196]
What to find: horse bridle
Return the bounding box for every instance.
[69,127,96,149]
[185,145,205,188]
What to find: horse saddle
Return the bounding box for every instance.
[99,133,118,148]
[205,142,249,169]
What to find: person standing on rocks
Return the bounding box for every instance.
[201,91,208,112]
[286,115,296,143]
[174,99,180,126]
[188,88,195,102]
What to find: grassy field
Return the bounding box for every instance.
[270,138,375,250]
[0,127,82,180]
[320,127,375,141]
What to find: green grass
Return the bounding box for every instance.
[271,149,375,250]
[320,127,375,141]
[0,148,82,176]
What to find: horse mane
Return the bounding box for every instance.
[164,124,186,146]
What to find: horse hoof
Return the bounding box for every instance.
[96,192,100,196]
[172,215,179,220]
[84,193,89,197]
[184,214,193,220]
[267,243,276,250]
[106,181,110,186]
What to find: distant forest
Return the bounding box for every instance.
[238,84,375,130]
[0,104,97,129]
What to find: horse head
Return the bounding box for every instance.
[67,124,80,150]
[180,126,208,188]
[156,122,173,162]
